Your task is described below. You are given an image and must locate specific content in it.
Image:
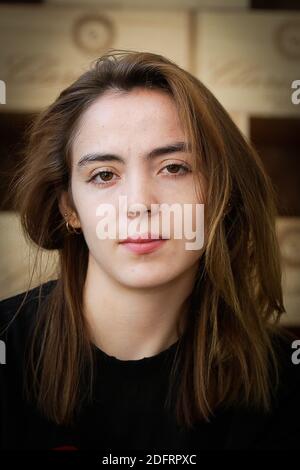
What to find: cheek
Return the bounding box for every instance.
[72,190,119,249]
[71,182,100,230]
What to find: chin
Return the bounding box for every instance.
[117,271,175,289]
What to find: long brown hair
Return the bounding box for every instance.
[10,49,288,428]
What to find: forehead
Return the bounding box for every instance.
[71,88,184,145]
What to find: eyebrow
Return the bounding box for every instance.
[77,141,191,168]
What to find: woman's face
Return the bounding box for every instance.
[62,87,205,288]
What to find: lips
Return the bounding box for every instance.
[119,234,166,243]
[119,236,168,254]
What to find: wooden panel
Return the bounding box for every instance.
[48,0,249,8]
[250,117,300,217]
[0,211,58,300]
[0,4,189,112]
[196,11,300,115]
[0,112,36,211]
[276,217,300,326]
[229,112,250,139]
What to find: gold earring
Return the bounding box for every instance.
[64,212,82,235]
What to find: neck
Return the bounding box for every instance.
[82,255,196,360]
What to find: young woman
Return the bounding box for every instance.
[0,49,299,451]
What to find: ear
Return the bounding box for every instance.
[58,190,81,229]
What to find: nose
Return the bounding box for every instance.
[125,170,158,219]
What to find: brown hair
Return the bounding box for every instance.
[10,49,288,428]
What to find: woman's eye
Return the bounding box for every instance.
[161,163,191,177]
[89,170,117,185]
[88,164,191,187]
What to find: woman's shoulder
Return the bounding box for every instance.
[0,280,57,346]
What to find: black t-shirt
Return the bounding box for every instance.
[0,280,300,451]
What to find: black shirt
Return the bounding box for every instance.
[0,280,300,451]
